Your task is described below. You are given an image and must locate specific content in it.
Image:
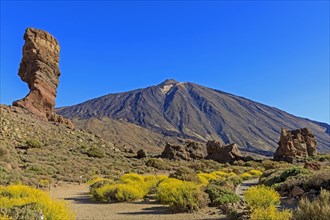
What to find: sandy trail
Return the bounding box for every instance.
[50,183,228,220]
[235,178,259,200]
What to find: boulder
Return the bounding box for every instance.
[205,140,243,163]
[161,141,205,160]
[291,186,305,197]
[137,149,147,159]
[12,27,73,128]
[274,128,317,163]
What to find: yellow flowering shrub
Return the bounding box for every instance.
[0,214,11,220]
[39,179,50,189]
[95,183,145,202]
[251,206,292,220]
[211,171,229,177]
[144,175,167,193]
[119,173,145,184]
[244,185,280,209]
[249,169,263,176]
[197,173,217,185]
[87,176,112,185]
[0,185,74,220]
[157,178,208,212]
[240,172,252,180]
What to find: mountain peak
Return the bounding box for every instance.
[159,79,179,86]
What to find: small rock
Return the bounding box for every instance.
[291,186,305,197]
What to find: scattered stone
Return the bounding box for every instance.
[291,186,305,197]
[205,140,243,163]
[161,141,205,160]
[137,149,147,159]
[274,128,317,163]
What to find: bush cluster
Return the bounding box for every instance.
[90,173,167,202]
[0,184,74,220]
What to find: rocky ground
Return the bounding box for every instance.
[0,104,151,185]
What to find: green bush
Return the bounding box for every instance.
[278,167,311,182]
[205,184,240,206]
[293,189,330,220]
[26,139,42,148]
[157,178,209,212]
[169,167,200,183]
[145,158,171,170]
[86,146,105,158]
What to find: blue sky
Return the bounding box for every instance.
[1,1,329,123]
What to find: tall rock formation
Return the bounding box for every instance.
[274,128,317,163]
[13,27,73,128]
[13,27,60,119]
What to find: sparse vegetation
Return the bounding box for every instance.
[293,189,330,220]
[86,146,105,158]
[26,138,43,148]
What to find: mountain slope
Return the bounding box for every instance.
[57,79,330,154]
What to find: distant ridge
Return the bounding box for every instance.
[57,79,330,155]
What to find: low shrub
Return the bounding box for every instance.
[95,183,144,202]
[26,139,42,148]
[293,189,330,220]
[278,167,311,182]
[244,185,280,209]
[157,178,209,212]
[251,205,292,220]
[204,184,240,206]
[240,172,252,180]
[86,146,105,158]
[0,145,8,160]
[169,167,200,183]
[145,158,171,170]
[144,175,167,194]
[197,173,218,185]
[249,169,263,176]
[0,184,74,220]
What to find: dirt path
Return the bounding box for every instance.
[50,183,228,220]
[235,178,259,200]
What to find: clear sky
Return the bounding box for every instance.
[1,1,329,123]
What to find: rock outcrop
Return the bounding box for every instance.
[137,149,147,159]
[161,141,204,160]
[13,28,73,128]
[205,140,243,163]
[274,128,317,163]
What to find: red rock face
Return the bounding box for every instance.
[274,128,317,163]
[13,27,60,120]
